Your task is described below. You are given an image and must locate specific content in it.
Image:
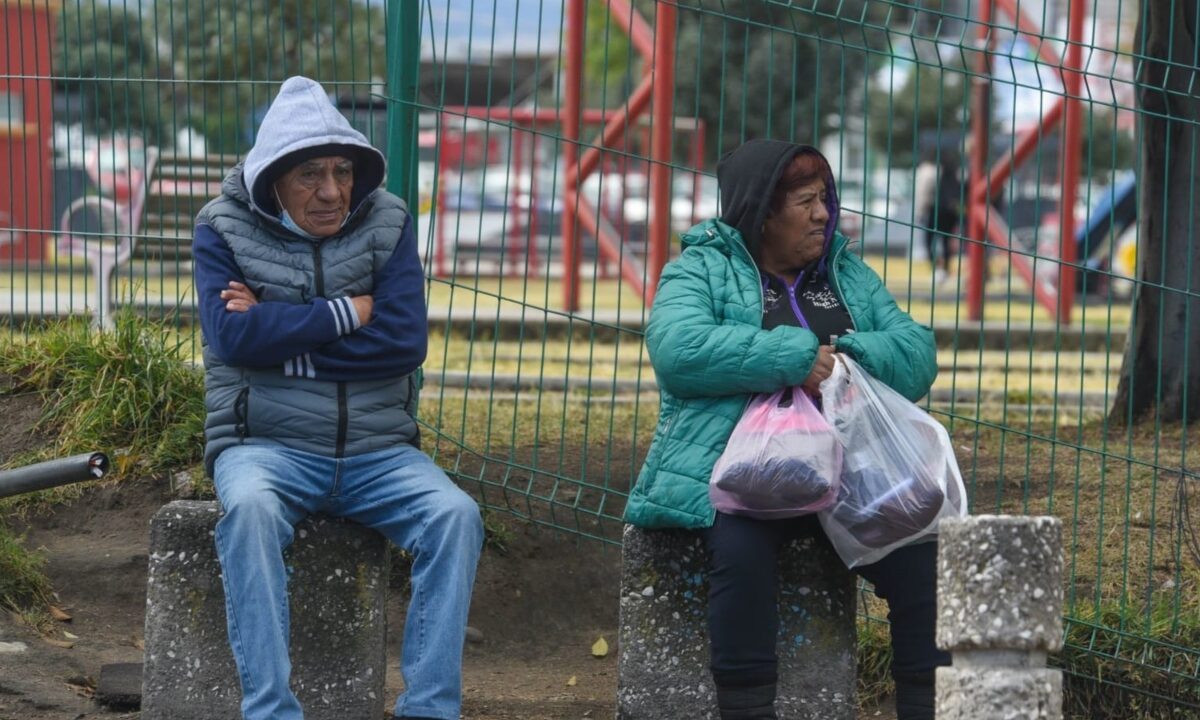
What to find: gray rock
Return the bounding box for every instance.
[96,662,143,710]
[617,525,857,720]
[936,666,1063,719]
[142,500,389,720]
[936,515,1063,653]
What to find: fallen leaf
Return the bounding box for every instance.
[591,636,609,658]
[49,606,72,622]
[43,638,75,649]
[65,675,95,699]
[566,675,577,687]
[63,631,79,640]
[131,636,145,651]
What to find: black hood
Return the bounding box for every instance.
[717,140,840,262]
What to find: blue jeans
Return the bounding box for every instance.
[213,444,484,720]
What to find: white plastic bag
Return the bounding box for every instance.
[816,356,967,567]
[709,387,842,519]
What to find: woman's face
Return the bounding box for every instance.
[760,178,830,276]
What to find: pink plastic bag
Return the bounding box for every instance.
[709,388,843,519]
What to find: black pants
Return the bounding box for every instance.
[923,207,957,273]
[702,512,949,696]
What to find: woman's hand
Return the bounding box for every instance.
[220,281,258,313]
[802,345,837,396]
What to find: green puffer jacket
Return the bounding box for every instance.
[623,218,938,529]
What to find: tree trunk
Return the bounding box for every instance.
[1109,0,1200,424]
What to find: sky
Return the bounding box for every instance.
[423,0,563,61]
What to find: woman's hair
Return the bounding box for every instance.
[767,151,831,217]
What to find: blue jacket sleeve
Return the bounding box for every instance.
[302,216,428,381]
[193,224,346,367]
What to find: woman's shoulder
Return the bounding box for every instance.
[831,236,887,288]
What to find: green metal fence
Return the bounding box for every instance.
[3,0,1198,713]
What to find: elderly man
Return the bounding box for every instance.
[192,76,482,720]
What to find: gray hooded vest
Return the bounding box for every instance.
[197,76,419,476]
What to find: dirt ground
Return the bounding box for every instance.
[0,386,896,720]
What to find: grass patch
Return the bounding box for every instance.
[856,595,894,711]
[0,312,205,495]
[0,523,52,616]
[1056,584,1200,719]
[0,313,206,617]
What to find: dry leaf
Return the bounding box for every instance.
[43,637,75,649]
[49,606,72,622]
[63,631,79,640]
[566,675,577,687]
[591,636,609,658]
[131,636,145,651]
[65,676,94,699]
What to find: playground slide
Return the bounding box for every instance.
[1077,171,1137,267]
[1073,171,1136,293]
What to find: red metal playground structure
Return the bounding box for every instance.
[427,0,1118,321]
[427,0,692,313]
[966,0,1095,325]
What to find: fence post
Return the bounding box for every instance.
[936,515,1063,719]
[386,0,421,210]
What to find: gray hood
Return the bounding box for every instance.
[242,76,386,218]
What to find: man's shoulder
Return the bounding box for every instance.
[196,193,255,228]
[366,188,409,215]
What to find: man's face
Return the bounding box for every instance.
[274,156,354,237]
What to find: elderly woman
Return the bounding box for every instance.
[625,140,947,720]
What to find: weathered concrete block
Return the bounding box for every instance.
[617,525,856,720]
[936,515,1063,653]
[936,665,1063,720]
[142,500,389,720]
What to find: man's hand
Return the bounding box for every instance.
[351,295,374,326]
[221,281,258,313]
[801,345,837,397]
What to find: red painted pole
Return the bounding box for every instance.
[562,0,585,312]
[689,120,704,227]
[435,128,448,278]
[986,98,1064,202]
[646,1,677,307]
[1057,0,1086,325]
[529,131,541,270]
[507,130,525,277]
[564,75,655,188]
[967,0,993,321]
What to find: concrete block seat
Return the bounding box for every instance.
[617,524,858,719]
[142,500,389,720]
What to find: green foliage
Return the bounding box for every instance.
[669,0,888,162]
[856,611,894,709]
[582,0,636,108]
[867,59,968,167]
[153,0,387,154]
[54,0,175,143]
[482,510,517,554]
[0,524,52,614]
[0,313,205,483]
[1082,106,1136,181]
